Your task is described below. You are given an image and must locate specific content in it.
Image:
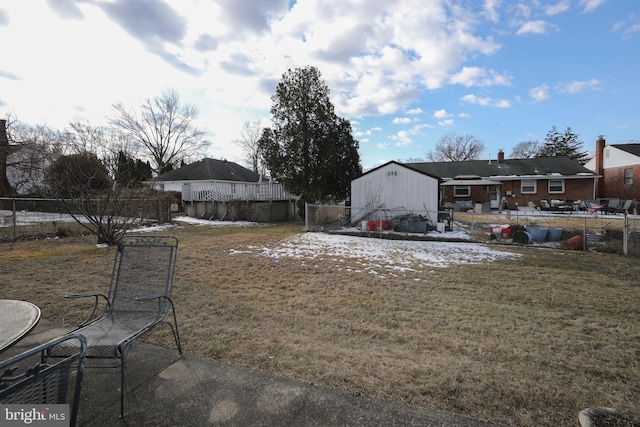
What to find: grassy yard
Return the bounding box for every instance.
[1,222,638,426]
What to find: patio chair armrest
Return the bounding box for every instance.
[65,293,110,326]
[135,294,177,312]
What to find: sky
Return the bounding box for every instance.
[1,0,639,170]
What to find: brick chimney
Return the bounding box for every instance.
[595,136,605,198]
[497,149,504,163]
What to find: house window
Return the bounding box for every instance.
[454,186,470,197]
[548,179,565,193]
[624,168,633,185]
[521,180,536,194]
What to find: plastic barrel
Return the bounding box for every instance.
[512,230,532,244]
[526,226,548,241]
[547,228,563,241]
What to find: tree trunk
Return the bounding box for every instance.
[0,119,14,196]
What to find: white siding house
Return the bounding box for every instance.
[351,161,440,223]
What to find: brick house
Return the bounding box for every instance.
[405,150,599,210]
[585,137,640,200]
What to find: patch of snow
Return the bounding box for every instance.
[235,232,521,277]
[173,216,262,227]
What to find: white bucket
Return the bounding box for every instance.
[436,222,445,232]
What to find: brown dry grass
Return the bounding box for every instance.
[1,223,639,426]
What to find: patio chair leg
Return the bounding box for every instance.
[119,356,126,419]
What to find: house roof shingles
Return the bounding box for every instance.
[404,156,595,179]
[155,158,261,183]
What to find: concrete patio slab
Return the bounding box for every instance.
[3,320,507,427]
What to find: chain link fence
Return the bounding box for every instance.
[0,197,174,242]
[305,203,640,257]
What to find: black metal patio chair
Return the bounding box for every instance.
[0,333,87,427]
[47,235,182,419]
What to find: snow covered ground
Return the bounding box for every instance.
[170,216,522,274]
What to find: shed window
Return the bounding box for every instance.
[548,179,564,193]
[521,180,536,194]
[454,186,470,197]
[624,168,633,185]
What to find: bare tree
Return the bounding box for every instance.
[510,140,541,158]
[0,119,12,196]
[66,121,137,178]
[1,115,64,196]
[44,152,165,245]
[233,120,264,174]
[427,133,486,161]
[110,90,210,175]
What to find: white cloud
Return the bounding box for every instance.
[545,1,570,16]
[516,20,548,35]
[461,94,511,108]
[483,0,501,23]
[433,109,451,119]
[557,79,600,94]
[449,66,512,87]
[529,84,550,101]
[354,126,383,137]
[392,130,413,146]
[625,23,640,39]
[438,119,455,127]
[406,108,424,115]
[392,117,412,124]
[612,17,640,41]
[579,0,607,14]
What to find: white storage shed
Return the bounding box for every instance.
[350,161,440,224]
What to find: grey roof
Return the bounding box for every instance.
[611,143,640,157]
[404,156,596,179]
[359,160,441,181]
[155,158,261,182]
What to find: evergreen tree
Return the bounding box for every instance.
[115,151,153,186]
[538,126,590,164]
[258,66,362,215]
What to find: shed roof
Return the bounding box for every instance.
[155,158,261,183]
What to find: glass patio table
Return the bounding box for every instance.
[0,299,41,352]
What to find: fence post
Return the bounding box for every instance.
[305,203,309,231]
[623,214,629,256]
[583,216,587,251]
[12,197,17,241]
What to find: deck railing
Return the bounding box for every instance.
[182,182,297,202]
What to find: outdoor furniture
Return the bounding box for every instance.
[585,200,603,214]
[47,235,182,418]
[605,198,620,214]
[0,299,41,352]
[539,200,551,211]
[456,200,474,212]
[0,333,87,427]
[620,199,633,214]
